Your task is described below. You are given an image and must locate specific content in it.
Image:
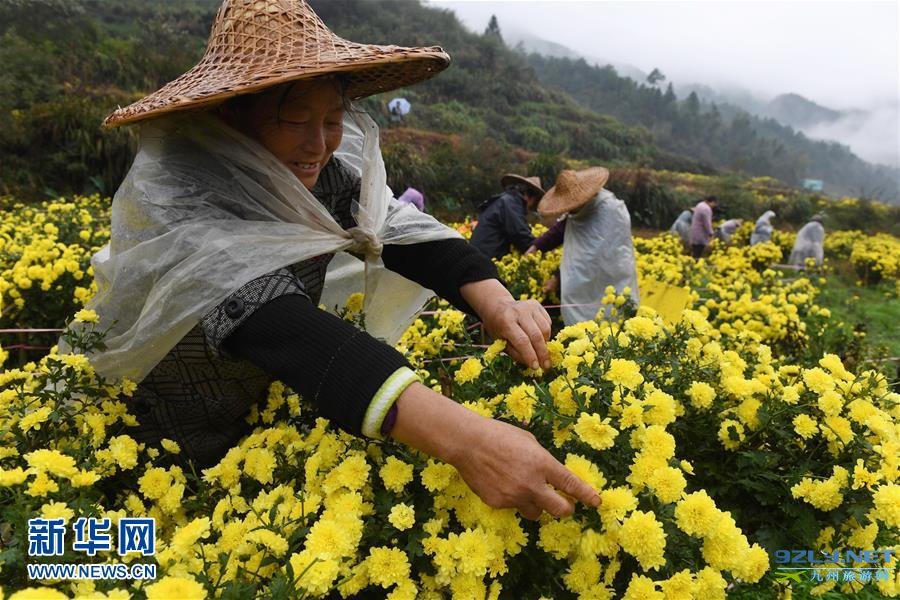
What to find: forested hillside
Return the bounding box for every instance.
[0,0,217,198]
[1,0,896,211]
[525,54,900,203]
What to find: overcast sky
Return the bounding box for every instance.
[427,1,900,165]
[428,0,898,109]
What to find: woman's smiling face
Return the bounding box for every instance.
[226,78,345,190]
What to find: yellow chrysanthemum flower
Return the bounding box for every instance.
[619,510,667,570]
[454,357,484,385]
[144,576,206,600]
[604,359,644,390]
[388,503,416,531]
[573,412,618,451]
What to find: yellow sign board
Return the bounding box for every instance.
[639,278,692,324]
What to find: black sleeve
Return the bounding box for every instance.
[533,218,567,252]
[501,196,535,252]
[381,238,499,316]
[222,294,410,437]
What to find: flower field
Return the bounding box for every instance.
[1,195,899,599]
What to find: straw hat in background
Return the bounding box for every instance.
[103,0,450,128]
[537,167,610,217]
[500,174,545,198]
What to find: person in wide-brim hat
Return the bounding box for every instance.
[529,166,640,326]
[88,0,599,523]
[469,173,545,260]
[537,167,609,217]
[103,0,450,127]
[500,173,545,199]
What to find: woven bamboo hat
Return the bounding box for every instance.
[538,167,609,217]
[500,174,545,198]
[103,0,451,128]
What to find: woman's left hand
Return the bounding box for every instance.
[460,279,552,370]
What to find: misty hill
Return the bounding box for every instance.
[760,93,843,129]
[0,0,710,202]
[506,30,899,201]
[503,28,648,84]
[676,83,769,118]
[523,53,899,203]
[510,33,847,132]
[1,0,897,208]
[678,85,846,129]
[676,82,899,170]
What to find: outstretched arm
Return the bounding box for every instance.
[383,239,552,370]
[223,291,597,519]
[390,382,601,519]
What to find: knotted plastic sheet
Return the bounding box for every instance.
[789,221,825,266]
[559,189,640,326]
[77,111,459,382]
[750,210,776,245]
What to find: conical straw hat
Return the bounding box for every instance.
[500,174,545,197]
[103,0,450,128]
[538,167,610,217]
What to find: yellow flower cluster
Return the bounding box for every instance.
[0,195,107,320]
[3,198,900,599]
[395,301,468,369]
[849,232,900,285]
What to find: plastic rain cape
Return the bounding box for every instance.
[559,189,640,326]
[670,209,692,242]
[789,221,825,266]
[750,210,775,245]
[78,111,460,382]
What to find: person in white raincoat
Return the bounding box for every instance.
[789,214,826,267]
[717,218,744,243]
[82,0,599,520]
[750,210,776,245]
[535,167,640,326]
[670,208,693,243]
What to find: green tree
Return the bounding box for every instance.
[646,67,665,85]
[484,14,502,40]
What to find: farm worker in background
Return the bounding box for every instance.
[669,208,693,243]
[524,216,566,296]
[387,96,410,125]
[533,167,640,326]
[750,210,776,245]
[82,0,598,520]
[789,213,826,267]
[717,218,743,243]
[397,186,425,211]
[470,174,545,260]
[688,195,718,258]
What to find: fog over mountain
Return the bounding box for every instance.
[432,1,900,170]
[786,103,899,168]
[503,27,899,169]
[674,83,900,168]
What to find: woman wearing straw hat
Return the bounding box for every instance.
[81,0,598,520]
[470,174,545,260]
[533,167,640,326]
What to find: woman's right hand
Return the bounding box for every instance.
[389,382,600,519]
[449,415,600,519]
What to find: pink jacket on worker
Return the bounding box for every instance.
[397,187,425,211]
[689,200,714,245]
